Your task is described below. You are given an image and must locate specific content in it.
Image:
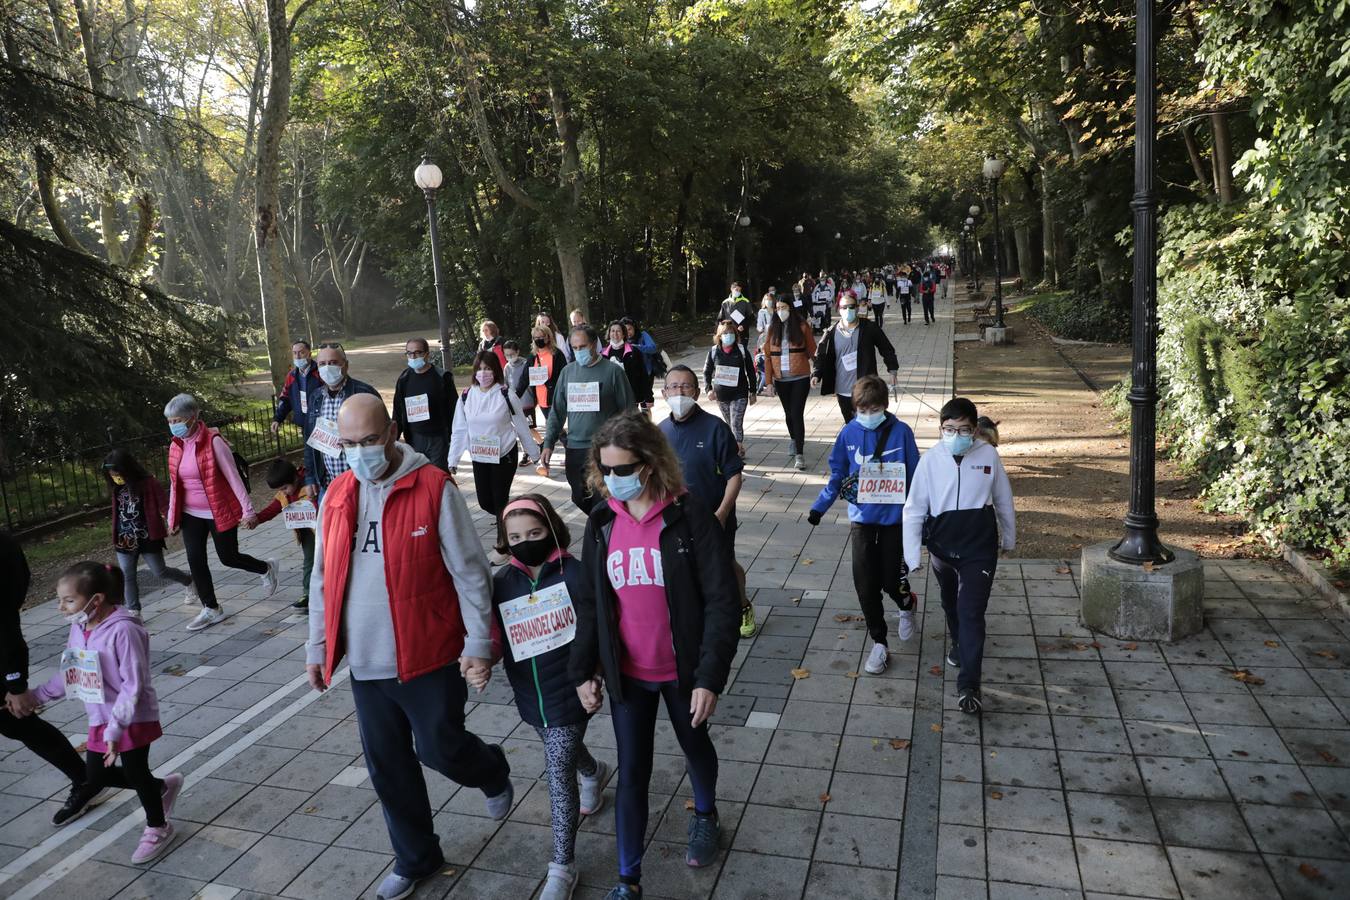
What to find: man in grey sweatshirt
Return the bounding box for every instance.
[539,323,635,513]
[305,395,511,900]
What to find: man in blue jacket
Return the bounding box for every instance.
[302,343,381,500]
[807,375,920,675]
[271,340,322,435]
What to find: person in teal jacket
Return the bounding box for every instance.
[807,375,920,676]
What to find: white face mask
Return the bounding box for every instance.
[319,364,344,387]
[667,395,696,418]
[62,596,95,627]
[776,309,790,322]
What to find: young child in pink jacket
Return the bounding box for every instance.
[27,562,182,861]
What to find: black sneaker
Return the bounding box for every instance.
[52,783,107,826]
[958,689,982,715]
[291,598,309,610]
[945,644,961,668]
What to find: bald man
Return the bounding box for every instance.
[302,343,380,500]
[305,394,512,900]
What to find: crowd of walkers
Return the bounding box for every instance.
[0,256,1018,900]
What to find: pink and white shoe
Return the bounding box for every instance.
[160,773,184,821]
[131,823,174,864]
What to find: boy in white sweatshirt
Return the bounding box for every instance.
[902,397,1015,714]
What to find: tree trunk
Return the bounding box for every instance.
[1013,225,1034,288]
[33,149,87,253]
[1209,111,1235,203]
[555,229,589,324]
[1040,169,1057,287]
[254,0,296,392]
[547,72,590,322]
[1181,123,1215,200]
[659,171,694,324]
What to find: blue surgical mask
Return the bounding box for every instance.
[575,347,594,366]
[942,433,974,456]
[857,411,885,430]
[294,358,310,370]
[407,357,425,370]
[720,333,735,346]
[346,443,390,482]
[605,469,645,502]
[842,308,858,324]
[169,421,191,439]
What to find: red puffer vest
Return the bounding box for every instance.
[168,428,242,532]
[319,464,465,684]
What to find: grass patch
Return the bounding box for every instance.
[22,520,108,572]
[1018,290,1130,342]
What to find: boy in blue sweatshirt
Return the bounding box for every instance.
[807,376,921,675]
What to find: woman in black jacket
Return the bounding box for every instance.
[570,412,740,899]
[703,319,757,446]
[484,494,608,900]
[600,321,654,412]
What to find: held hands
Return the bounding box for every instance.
[305,664,326,693]
[269,420,281,435]
[4,691,37,718]
[242,515,259,530]
[576,677,604,713]
[301,484,318,501]
[459,656,492,693]
[103,748,119,767]
[539,448,553,469]
[689,688,717,728]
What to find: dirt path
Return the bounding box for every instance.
[955,304,1266,562]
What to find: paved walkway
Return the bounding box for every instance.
[2,291,1349,899]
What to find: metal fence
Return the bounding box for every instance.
[0,404,305,533]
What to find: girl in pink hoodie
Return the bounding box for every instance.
[29,562,182,862]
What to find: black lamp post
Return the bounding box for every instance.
[967,205,982,291]
[794,223,805,271]
[414,155,452,366]
[1110,0,1173,565]
[983,156,1007,329]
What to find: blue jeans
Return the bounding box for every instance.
[611,677,718,882]
[115,548,191,611]
[932,554,997,693]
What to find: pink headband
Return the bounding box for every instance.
[501,498,549,522]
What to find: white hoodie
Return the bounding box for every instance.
[902,439,1015,570]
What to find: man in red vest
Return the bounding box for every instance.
[305,394,511,900]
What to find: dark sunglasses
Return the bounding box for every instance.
[317,342,344,350]
[597,461,644,477]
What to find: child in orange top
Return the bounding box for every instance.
[254,459,314,610]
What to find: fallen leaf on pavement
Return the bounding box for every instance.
[442,869,457,877]
[1089,641,1103,649]
[819,793,832,804]
[846,671,860,678]
[989,791,1004,800]
[684,799,696,811]
[1121,643,1138,651]
[890,739,911,750]
[1313,649,1339,659]
[1264,640,1280,648]
[304,806,318,814]
[1317,749,1340,764]
[791,596,801,605]
[801,559,814,566]
[930,723,943,733]
[929,665,943,675]
[1298,862,1323,881]
[1142,561,1156,573]
[1232,750,1249,757]
[1225,668,1265,686]
[790,668,811,680]
[834,613,864,623]
[1055,566,1071,575]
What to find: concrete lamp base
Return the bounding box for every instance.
[983,326,1012,345]
[1080,541,1205,642]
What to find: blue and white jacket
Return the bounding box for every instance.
[811,413,920,526]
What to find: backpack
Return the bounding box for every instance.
[462,384,518,416]
[232,450,252,494]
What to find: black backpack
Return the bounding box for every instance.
[232,450,251,493]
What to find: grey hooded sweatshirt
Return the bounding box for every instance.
[305,442,493,681]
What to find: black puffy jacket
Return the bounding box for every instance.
[0,532,32,696]
[569,494,740,704]
[491,555,591,729]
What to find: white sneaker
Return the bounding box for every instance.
[539,862,578,900]
[182,584,198,605]
[186,606,225,631]
[793,454,807,471]
[864,642,889,675]
[579,759,612,816]
[897,610,915,642]
[260,561,278,598]
[126,609,143,621]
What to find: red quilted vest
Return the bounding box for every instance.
[167,427,242,532]
[319,463,466,683]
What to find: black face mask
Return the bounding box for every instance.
[510,536,554,567]
[534,337,548,349]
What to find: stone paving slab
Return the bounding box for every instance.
[3,290,1349,898]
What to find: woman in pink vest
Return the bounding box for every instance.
[164,393,276,631]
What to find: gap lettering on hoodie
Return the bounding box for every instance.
[359,520,380,554]
[606,548,665,590]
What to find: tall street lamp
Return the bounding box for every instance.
[1110,0,1172,566]
[414,155,451,366]
[982,155,1007,329]
[794,223,805,271]
[967,206,982,290]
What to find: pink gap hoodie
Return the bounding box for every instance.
[35,607,161,751]
[605,495,676,682]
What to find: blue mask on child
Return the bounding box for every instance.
[942,433,974,456]
[605,470,645,502]
[720,333,736,346]
[857,411,885,430]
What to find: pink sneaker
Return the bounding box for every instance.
[160,773,184,821]
[131,824,174,864]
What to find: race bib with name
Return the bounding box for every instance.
[60,647,104,703]
[469,433,502,464]
[404,394,430,423]
[498,582,576,661]
[283,499,317,530]
[857,462,907,505]
[567,381,600,412]
[714,365,741,387]
[529,366,548,386]
[306,417,342,458]
[299,391,308,415]
[730,309,746,324]
[841,351,858,373]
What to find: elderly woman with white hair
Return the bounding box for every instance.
[164,393,276,631]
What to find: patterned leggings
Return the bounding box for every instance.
[536,723,599,865]
[718,397,748,443]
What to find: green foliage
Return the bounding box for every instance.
[1020,290,1130,343]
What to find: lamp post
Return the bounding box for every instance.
[983,155,1007,329]
[414,155,451,366]
[968,206,982,290]
[794,223,805,271]
[1110,0,1173,566]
